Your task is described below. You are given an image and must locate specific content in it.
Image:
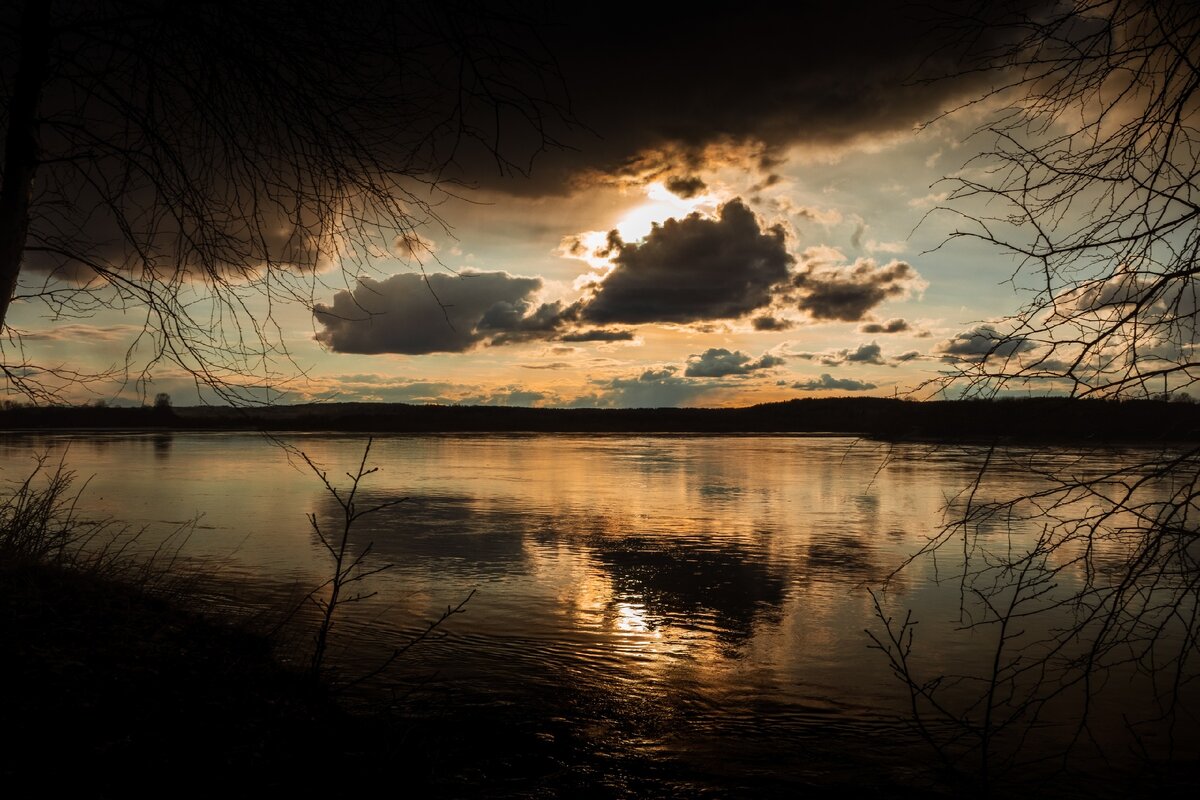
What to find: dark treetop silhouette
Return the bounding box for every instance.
[0,0,571,403]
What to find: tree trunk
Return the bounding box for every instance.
[0,1,51,332]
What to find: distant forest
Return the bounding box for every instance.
[3,397,1199,443]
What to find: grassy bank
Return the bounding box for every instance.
[0,456,411,797]
[0,560,408,796]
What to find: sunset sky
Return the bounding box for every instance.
[6,2,1038,407]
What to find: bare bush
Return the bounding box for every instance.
[299,437,472,686]
[874,2,1200,789]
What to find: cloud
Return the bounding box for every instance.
[15,323,144,343]
[313,208,922,358]
[751,314,795,331]
[569,140,777,195]
[579,199,793,324]
[22,182,351,285]
[844,342,885,364]
[859,318,910,334]
[793,341,887,367]
[458,388,550,407]
[306,374,563,406]
[571,366,712,408]
[850,221,866,250]
[314,270,548,354]
[935,325,1037,362]
[315,213,801,352]
[793,204,844,227]
[684,348,784,378]
[558,328,635,342]
[865,239,908,254]
[665,175,707,198]
[1054,272,1200,335]
[312,376,467,405]
[454,3,1004,196]
[787,250,925,322]
[314,269,643,353]
[792,374,878,392]
[907,191,950,208]
[393,232,435,260]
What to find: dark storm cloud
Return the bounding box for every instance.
[684,348,784,378]
[456,2,1013,195]
[752,315,795,331]
[665,175,707,198]
[581,199,793,324]
[318,219,800,348]
[859,318,910,334]
[313,270,548,354]
[935,325,1037,362]
[789,255,924,322]
[792,374,878,392]
[476,296,565,335]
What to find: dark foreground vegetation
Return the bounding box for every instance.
[0,561,370,796]
[0,458,393,796]
[0,485,579,798]
[4,396,1200,442]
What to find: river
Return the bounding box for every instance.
[2,432,1194,796]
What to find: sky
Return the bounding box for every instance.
[4,1,1046,408]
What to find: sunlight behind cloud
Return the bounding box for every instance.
[561,181,722,284]
[616,181,718,242]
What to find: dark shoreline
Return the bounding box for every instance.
[4,396,1200,443]
[0,561,400,796]
[0,561,948,798]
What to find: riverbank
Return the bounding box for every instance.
[0,560,410,797]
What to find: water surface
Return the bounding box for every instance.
[2,432,1191,795]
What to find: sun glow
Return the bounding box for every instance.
[614,181,716,242]
[562,182,720,278]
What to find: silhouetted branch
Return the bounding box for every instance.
[299,436,473,689]
[877,5,1200,786]
[919,1,1200,401]
[0,1,573,404]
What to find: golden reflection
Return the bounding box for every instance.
[614,601,653,634]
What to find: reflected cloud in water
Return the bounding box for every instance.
[588,535,786,648]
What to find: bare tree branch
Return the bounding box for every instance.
[0,0,573,404]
